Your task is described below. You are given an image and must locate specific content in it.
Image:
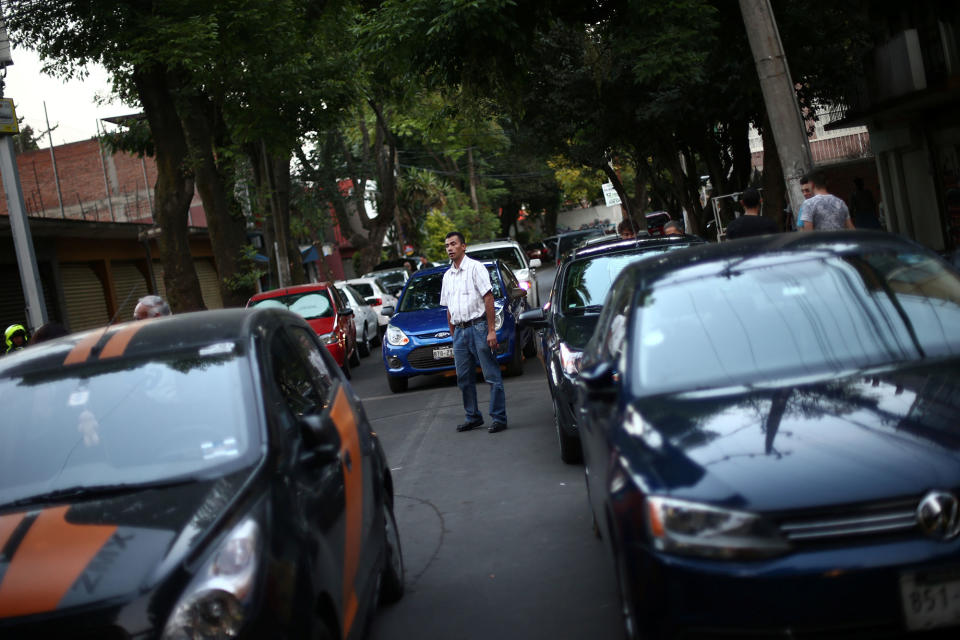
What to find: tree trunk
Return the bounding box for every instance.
[133,65,205,312]
[271,152,306,285]
[467,147,480,212]
[179,93,252,307]
[760,117,787,230]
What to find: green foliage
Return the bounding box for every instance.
[223,244,266,297]
[12,123,41,154]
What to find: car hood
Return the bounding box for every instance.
[390,307,449,336]
[633,361,960,513]
[0,470,251,618]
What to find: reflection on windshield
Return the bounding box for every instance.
[400,266,503,312]
[0,352,255,507]
[467,248,523,271]
[634,252,960,395]
[250,291,334,319]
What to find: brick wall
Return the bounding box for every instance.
[0,138,206,226]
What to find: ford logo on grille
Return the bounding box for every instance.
[434,331,450,339]
[917,491,960,541]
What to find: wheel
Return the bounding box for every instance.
[341,353,351,380]
[504,340,524,377]
[387,373,408,393]
[349,341,361,367]
[522,330,537,358]
[379,499,405,604]
[554,397,582,464]
[370,329,381,350]
[358,324,371,357]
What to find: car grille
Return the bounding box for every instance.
[408,345,454,369]
[776,498,918,544]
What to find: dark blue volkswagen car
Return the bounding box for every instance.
[381,260,535,393]
[576,232,960,638]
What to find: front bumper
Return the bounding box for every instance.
[383,329,516,378]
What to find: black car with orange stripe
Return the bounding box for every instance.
[0,308,403,639]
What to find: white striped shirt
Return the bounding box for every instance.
[440,255,492,324]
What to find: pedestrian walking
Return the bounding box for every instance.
[799,171,855,231]
[133,295,171,320]
[4,324,29,355]
[725,188,779,239]
[439,231,508,434]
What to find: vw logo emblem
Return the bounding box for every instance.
[917,491,960,541]
[434,331,450,339]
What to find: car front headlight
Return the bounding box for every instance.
[494,308,504,331]
[318,332,339,345]
[645,496,789,560]
[558,342,582,376]
[162,518,261,640]
[386,324,409,346]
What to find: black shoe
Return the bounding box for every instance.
[457,418,484,432]
[488,422,508,434]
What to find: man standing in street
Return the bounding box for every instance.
[800,171,856,231]
[439,231,508,434]
[725,188,778,239]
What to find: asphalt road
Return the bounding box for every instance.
[354,263,622,640]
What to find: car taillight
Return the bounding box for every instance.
[373,298,382,306]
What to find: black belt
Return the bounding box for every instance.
[453,316,485,329]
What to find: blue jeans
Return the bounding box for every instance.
[452,318,506,425]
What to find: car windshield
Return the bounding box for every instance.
[400,265,503,312]
[0,348,257,508]
[341,285,367,307]
[467,247,525,271]
[249,290,334,319]
[558,231,602,256]
[632,250,960,395]
[350,282,375,298]
[563,248,682,313]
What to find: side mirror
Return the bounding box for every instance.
[578,361,620,398]
[518,308,548,329]
[381,305,395,316]
[341,307,354,316]
[529,258,542,269]
[509,286,527,300]
[298,414,341,465]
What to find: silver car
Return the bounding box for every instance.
[465,239,541,308]
[335,282,381,356]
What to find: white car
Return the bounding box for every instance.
[362,268,409,297]
[465,239,541,307]
[345,277,399,334]
[335,281,381,356]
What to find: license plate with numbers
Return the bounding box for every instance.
[433,347,453,359]
[900,568,960,630]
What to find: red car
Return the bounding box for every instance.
[247,283,360,377]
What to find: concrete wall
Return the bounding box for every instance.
[556,203,621,232]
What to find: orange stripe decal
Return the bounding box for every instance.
[63,332,105,366]
[98,323,144,359]
[0,513,25,551]
[330,387,363,640]
[0,506,117,618]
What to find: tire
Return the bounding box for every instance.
[369,327,381,350]
[379,499,405,604]
[554,397,582,464]
[387,374,408,393]
[341,353,351,380]
[504,340,524,377]
[522,330,537,358]
[349,341,361,367]
[358,324,371,358]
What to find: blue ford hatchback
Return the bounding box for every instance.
[381,260,535,392]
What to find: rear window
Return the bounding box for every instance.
[250,290,334,319]
[467,247,525,271]
[559,231,603,256]
[351,282,374,298]
[562,248,686,313]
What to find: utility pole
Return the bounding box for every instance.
[43,101,65,218]
[0,19,48,330]
[739,0,812,216]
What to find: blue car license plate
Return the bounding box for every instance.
[901,567,960,630]
[433,347,453,359]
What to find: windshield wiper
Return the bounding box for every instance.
[0,478,195,511]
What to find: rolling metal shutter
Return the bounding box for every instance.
[195,258,223,309]
[61,263,110,332]
[112,262,150,323]
[0,264,61,332]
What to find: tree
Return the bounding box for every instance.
[12,123,40,154]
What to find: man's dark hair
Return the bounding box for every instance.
[617,219,635,234]
[801,170,827,188]
[741,188,761,208]
[445,231,465,244]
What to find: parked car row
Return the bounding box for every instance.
[522,228,960,638]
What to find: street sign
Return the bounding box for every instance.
[0,98,18,135]
[601,182,622,207]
